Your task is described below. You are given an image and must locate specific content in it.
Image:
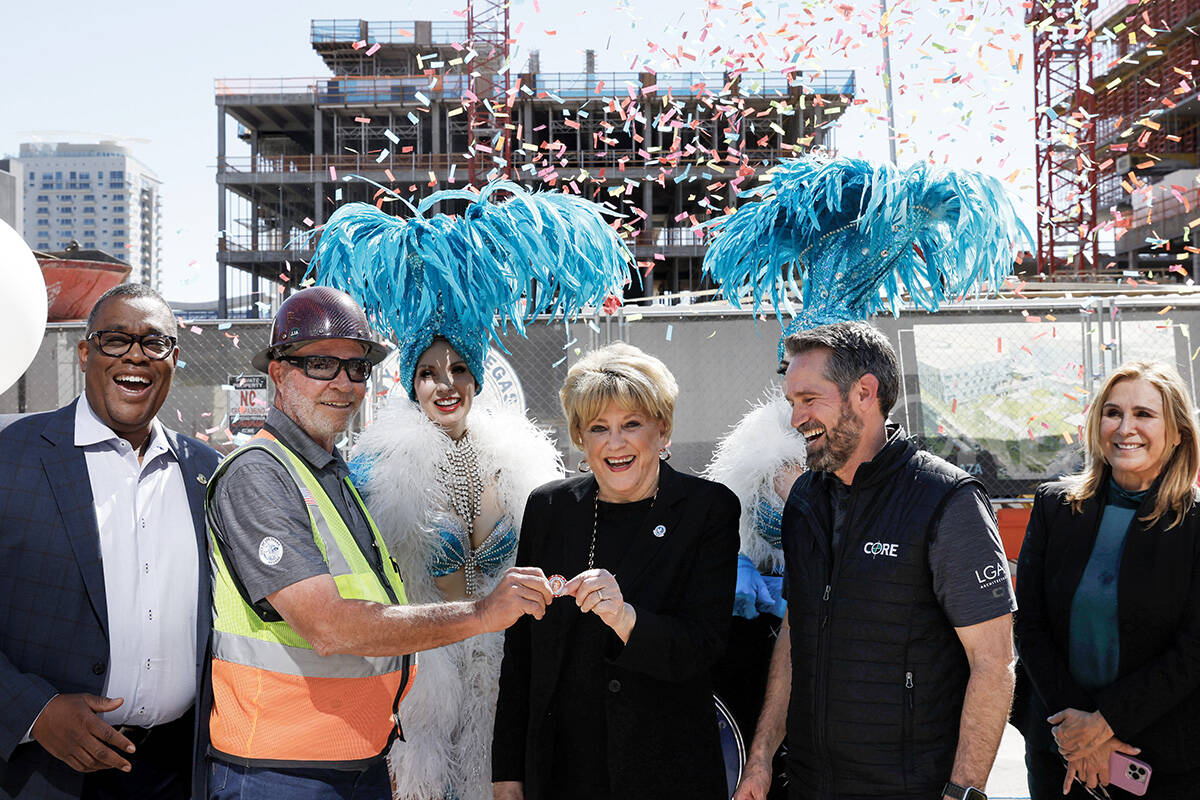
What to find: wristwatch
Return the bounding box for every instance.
[942,782,987,800]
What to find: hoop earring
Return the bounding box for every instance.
[577,459,591,473]
[658,447,671,462]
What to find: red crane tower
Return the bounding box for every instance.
[466,0,512,186]
[1028,0,1100,274]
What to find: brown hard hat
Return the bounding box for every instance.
[251,286,388,372]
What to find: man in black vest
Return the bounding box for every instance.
[734,322,1016,800]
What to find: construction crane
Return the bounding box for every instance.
[1027,0,1100,275]
[466,0,512,186]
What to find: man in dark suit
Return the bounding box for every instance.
[0,284,219,800]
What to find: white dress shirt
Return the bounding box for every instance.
[74,394,199,727]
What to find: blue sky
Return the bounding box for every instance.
[1,0,1033,303]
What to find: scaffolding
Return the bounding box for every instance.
[1028,0,1100,274]
[466,0,512,184]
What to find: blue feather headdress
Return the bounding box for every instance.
[702,156,1031,358]
[306,180,633,398]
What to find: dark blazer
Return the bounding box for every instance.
[0,400,219,800]
[1012,477,1200,773]
[492,463,740,800]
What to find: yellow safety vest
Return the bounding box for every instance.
[206,430,416,767]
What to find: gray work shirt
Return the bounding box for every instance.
[209,407,393,617]
[827,477,1016,627]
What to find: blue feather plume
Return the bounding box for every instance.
[702,156,1032,355]
[305,181,633,398]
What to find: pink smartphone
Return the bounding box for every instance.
[1109,753,1152,796]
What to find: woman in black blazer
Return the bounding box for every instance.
[1013,361,1200,799]
[492,342,740,800]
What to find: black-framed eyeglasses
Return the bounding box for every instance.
[280,355,373,383]
[87,330,178,360]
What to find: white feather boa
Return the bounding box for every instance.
[701,388,807,574]
[352,395,563,800]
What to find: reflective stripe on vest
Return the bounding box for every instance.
[207,430,417,768]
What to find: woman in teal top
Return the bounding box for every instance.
[1013,361,1200,799]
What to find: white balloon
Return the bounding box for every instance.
[0,220,48,395]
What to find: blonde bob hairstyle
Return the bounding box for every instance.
[1067,360,1200,529]
[560,342,678,450]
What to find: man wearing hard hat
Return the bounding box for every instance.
[204,286,553,798]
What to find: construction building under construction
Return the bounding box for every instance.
[214,18,855,316]
[1029,0,1200,277]
[1093,0,1200,276]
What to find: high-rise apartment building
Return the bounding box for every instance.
[0,159,21,234]
[15,142,162,287]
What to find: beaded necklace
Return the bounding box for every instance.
[438,430,484,595]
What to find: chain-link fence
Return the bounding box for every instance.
[6,294,1198,500]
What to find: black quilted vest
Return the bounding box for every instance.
[781,428,979,798]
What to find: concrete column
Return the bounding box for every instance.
[314,105,324,155]
[432,103,442,154]
[217,104,228,319]
[250,130,259,252]
[313,106,325,225]
[642,179,654,295]
[642,178,653,232]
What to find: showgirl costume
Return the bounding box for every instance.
[306,180,632,800]
[703,387,804,607]
[700,154,1031,786]
[351,397,560,800]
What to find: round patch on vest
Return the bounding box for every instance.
[258,536,283,566]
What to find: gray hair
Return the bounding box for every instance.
[782,321,899,416]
